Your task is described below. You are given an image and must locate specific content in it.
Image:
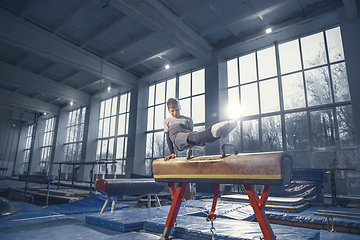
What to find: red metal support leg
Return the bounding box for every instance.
[162,182,188,239]
[244,185,275,240]
[207,184,219,221]
[168,182,176,199]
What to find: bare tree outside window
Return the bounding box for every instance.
[226,26,359,195]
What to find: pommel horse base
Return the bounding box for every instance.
[152,151,292,240]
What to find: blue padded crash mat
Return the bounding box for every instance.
[44,194,128,215]
[217,194,309,213]
[86,200,256,233]
[0,223,120,240]
[266,206,360,231]
[179,200,255,221]
[220,194,305,206]
[109,232,161,240]
[144,215,320,240]
[0,200,62,223]
[86,207,171,232]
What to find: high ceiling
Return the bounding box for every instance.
[0,0,355,120]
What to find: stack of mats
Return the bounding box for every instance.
[86,200,321,240]
[45,194,128,215]
[219,194,309,213]
[270,168,325,205]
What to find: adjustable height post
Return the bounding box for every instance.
[244,185,275,240]
[162,182,188,239]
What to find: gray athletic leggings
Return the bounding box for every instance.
[187,127,218,145]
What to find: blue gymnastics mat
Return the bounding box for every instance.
[86,206,173,232]
[44,194,128,215]
[0,223,161,240]
[85,200,255,233]
[144,215,321,240]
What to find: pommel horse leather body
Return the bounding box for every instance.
[152,151,292,240]
[95,179,166,213]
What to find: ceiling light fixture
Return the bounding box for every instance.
[165,64,170,69]
[107,86,111,92]
[266,28,272,34]
[70,101,73,106]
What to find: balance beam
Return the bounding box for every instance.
[95,179,166,213]
[152,151,292,240]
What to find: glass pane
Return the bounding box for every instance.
[101,140,108,160]
[227,87,241,119]
[337,105,356,147]
[262,115,282,151]
[331,63,350,102]
[240,83,259,116]
[119,94,127,113]
[192,95,205,124]
[100,101,105,118]
[155,81,165,104]
[285,112,309,150]
[111,97,118,116]
[103,118,110,138]
[281,72,306,110]
[192,69,205,95]
[301,32,327,69]
[326,27,344,63]
[227,58,239,87]
[147,107,154,131]
[291,152,311,168]
[104,99,111,117]
[166,78,176,100]
[123,137,127,158]
[229,120,241,150]
[343,150,360,195]
[81,107,86,123]
[313,151,339,169]
[79,124,84,141]
[146,133,153,158]
[179,98,190,118]
[239,52,256,84]
[116,160,123,175]
[179,73,191,98]
[127,93,131,111]
[154,104,165,130]
[125,113,129,134]
[98,119,103,138]
[163,132,172,156]
[279,39,301,74]
[243,119,259,152]
[257,46,277,79]
[145,159,152,175]
[259,78,280,113]
[108,138,114,160]
[118,114,126,135]
[310,109,335,148]
[96,141,101,160]
[153,132,164,158]
[124,137,128,158]
[305,67,332,106]
[116,137,124,159]
[109,116,116,137]
[148,85,155,106]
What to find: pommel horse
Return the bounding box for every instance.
[152,149,292,240]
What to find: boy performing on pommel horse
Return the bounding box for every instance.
[163,98,237,161]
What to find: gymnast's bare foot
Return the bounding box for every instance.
[164,153,176,161]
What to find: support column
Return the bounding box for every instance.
[339,4,360,151]
[204,52,227,155]
[132,81,150,176]
[125,86,139,178]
